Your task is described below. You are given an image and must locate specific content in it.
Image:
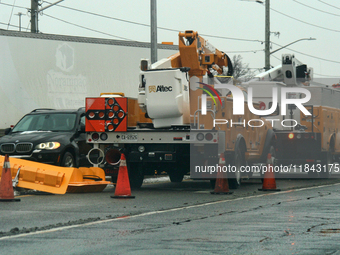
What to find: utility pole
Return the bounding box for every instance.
[150,0,158,64]
[264,0,270,71]
[30,0,64,33]
[31,0,39,33]
[15,12,23,31]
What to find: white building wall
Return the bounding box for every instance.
[0,31,177,128]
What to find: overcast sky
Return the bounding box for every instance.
[1,0,340,82]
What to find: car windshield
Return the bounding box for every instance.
[12,113,77,132]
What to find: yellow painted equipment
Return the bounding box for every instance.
[0,156,110,194]
[0,156,73,194]
[67,167,111,193]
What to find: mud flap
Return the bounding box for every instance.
[0,156,73,194]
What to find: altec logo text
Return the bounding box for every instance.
[149,85,173,93]
[200,83,312,127]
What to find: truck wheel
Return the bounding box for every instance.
[269,145,276,160]
[228,147,245,189]
[320,150,333,178]
[128,163,144,189]
[210,179,216,189]
[169,171,184,183]
[307,165,319,178]
[261,145,277,181]
[111,175,117,184]
[61,152,75,167]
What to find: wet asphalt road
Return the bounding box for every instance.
[1,177,340,254]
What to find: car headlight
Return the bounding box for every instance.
[35,142,61,150]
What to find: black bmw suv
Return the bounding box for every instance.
[0,108,91,167]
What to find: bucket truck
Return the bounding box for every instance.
[85,30,276,188]
[243,54,340,178]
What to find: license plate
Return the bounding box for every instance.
[121,133,137,141]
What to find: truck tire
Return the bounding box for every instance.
[320,150,333,178]
[269,145,276,161]
[111,175,117,184]
[306,163,318,178]
[260,145,277,181]
[228,146,245,189]
[128,163,144,189]
[169,171,184,183]
[210,179,216,189]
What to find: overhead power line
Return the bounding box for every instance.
[271,42,340,64]
[43,14,135,41]
[0,1,28,30]
[44,1,263,43]
[200,33,262,43]
[0,2,27,10]
[270,54,282,65]
[293,0,340,17]
[0,1,263,43]
[7,0,17,30]
[313,73,340,77]
[43,1,151,27]
[0,21,20,29]
[224,49,264,53]
[271,7,340,33]
[1,1,339,77]
[317,0,340,10]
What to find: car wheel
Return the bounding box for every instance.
[61,152,75,167]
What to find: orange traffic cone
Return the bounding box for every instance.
[211,153,233,195]
[258,153,281,191]
[0,155,20,202]
[111,153,135,199]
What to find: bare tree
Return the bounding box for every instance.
[217,55,256,84]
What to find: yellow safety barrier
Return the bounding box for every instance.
[0,156,110,194]
[67,167,111,193]
[0,156,73,194]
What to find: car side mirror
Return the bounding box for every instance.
[4,127,11,135]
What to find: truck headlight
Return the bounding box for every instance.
[36,142,61,150]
